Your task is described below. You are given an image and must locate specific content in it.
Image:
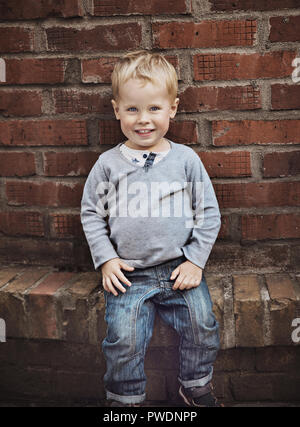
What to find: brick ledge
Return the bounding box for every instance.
[0,265,299,349]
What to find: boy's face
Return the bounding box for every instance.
[111,78,179,151]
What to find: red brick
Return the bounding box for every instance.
[46,23,142,52]
[263,151,300,177]
[82,55,179,84]
[241,214,300,241]
[27,272,76,339]
[0,211,44,237]
[218,216,230,239]
[82,57,118,84]
[0,152,36,177]
[6,181,83,208]
[210,0,300,11]
[92,0,189,15]
[0,120,88,146]
[53,90,112,114]
[50,214,83,238]
[0,0,83,19]
[193,51,296,81]
[0,59,65,85]
[199,151,251,178]
[0,27,33,53]
[44,151,99,176]
[270,16,300,42]
[0,237,75,267]
[179,86,261,112]
[153,20,257,48]
[214,181,300,209]
[271,84,300,110]
[99,120,124,145]
[166,121,198,145]
[0,90,42,117]
[212,120,300,146]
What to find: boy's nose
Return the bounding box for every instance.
[137,111,150,123]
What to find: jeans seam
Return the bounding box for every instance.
[131,286,158,357]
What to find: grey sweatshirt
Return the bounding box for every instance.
[80,140,221,270]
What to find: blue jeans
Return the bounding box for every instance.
[102,255,220,405]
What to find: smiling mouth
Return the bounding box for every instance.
[135,129,154,135]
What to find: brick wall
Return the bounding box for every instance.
[0,0,300,273]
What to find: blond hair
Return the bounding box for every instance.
[111,50,178,101]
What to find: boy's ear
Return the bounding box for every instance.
[111,99,120,120]
[170,98,179,119]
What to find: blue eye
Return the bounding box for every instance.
[127,107,137,112]
[150,106,160,111]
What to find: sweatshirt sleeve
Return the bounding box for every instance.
[181,152,221,270]
[80,159,119,270]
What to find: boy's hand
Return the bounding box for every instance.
[101,257,135,296]
[170,260,203,291]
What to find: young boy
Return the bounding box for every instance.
[81,51,222,407]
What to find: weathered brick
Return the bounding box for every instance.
[193,51,296,81]
[256,347,300,372]
[270,16,300,42]
[0,152,36,176]
[43,151,99,176]
[0,58,65,85]
[263,151,300,177]
[0,27,33,53]
[153,20,257,48]
[0,211,44,237]
[0,120,88,147]
[179,86,261,112]
[0,267,24,289]
[241,214,300,241]
[27,272,76,339]
[6,181,83,208]
[210,0,300,11]
[212,120,300,146]
[272,84,300,110]
[53,90,112,114]
[214,181,300,209]
[265,274,298,345]
[92,0,189,15]
[82,57,118,84]
[199,151,252,178]
[0,90,42,117]
[46,24,142,52]
[50,214,83,238]
[0,0,83,19]
[0,268,51,338]
[233,275,264,347]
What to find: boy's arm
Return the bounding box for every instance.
[80,160,119,270]
[181,154,221,270]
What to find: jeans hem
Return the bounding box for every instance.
[178,367,213,388]
[106,390,146,405]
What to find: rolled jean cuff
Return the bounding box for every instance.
[178,367,213,389]
[106,390,146,405]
